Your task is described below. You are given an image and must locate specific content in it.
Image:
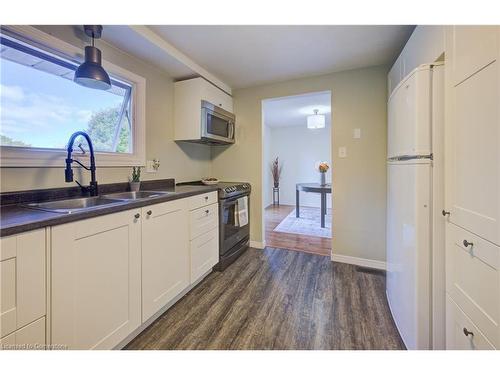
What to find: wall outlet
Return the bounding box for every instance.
[338,147,347,158]
[353,128,361,139]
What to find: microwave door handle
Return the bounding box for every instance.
[229,122,235,140]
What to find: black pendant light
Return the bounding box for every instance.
[74,25,111,90]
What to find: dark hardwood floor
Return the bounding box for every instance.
[126,247,405,350]
[265,204,332,257]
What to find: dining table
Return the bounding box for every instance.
[295,183,332,228]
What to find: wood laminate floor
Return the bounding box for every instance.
[265,204,331,257]
[126,247,405,350]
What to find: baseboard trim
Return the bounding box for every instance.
[250,240,266,249]
[331,254,386,270]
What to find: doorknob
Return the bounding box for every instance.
[463,327,474,337]
[147,210,152,216]
[463,239,473,248]
[442,210,450,217]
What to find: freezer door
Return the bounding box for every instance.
[386,160,431,349]
[388,66,432,159]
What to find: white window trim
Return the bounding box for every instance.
[0,25,146,167]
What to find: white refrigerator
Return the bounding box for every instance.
[386,63,445,350]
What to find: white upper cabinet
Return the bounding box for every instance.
[141,199,190,322]
[452,26,498,85]
[1,229,46,342]
[388,26,445,96]
[447,26,500,245]
[51,210,142,350]
[174,77,233,141]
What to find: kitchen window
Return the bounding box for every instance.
[0,26,145,167]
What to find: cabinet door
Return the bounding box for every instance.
[0,229,45,339]
[447,60,500,245]
[142,199,190,322]
[452,26,498,85]
[51,210,141,349]
[203,81,233,112]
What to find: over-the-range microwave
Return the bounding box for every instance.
[200,100,235,145]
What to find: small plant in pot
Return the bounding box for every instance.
[129,167,141,192]
[271,157,282,188]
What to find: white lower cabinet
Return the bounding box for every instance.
[0,317,46,350]
[51,209,142,350]
[0,229,46,350]
[47,193,219,349]
[446,295,495,350]
[141,199,190,322]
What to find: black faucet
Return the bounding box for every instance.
[65,131,98,196]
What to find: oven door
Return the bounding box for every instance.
[201,102,235,144]
[220,195,250,256]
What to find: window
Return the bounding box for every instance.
[0,26,145,167]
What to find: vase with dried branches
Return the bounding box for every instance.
[271,157,282,188]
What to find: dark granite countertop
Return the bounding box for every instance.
[0,182,218,237]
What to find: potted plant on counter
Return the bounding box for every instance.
[130,166,141,192]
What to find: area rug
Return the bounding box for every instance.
[273,207,332,238]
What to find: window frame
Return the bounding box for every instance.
[0,25,146,167]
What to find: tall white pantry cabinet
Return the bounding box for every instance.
[444,26,500,349]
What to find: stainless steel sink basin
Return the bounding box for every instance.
[23,196,124,214]
[101,191,171,200]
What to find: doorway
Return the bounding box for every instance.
[262,91,332,256]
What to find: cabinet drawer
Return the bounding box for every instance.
[446,223,499,347]
[0,316,46,350]
[188,191,217,210]
[190,228,219,283]
[446,295,495,349]
[142,196,187,218]
[0,229,46,339]
[190,203,218,240]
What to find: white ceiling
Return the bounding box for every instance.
[150,25,415,89]
[263,91,331,128]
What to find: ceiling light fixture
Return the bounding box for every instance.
[74,25,111,90]
[307,109,325,129]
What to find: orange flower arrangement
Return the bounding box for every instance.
[317,161,330,173]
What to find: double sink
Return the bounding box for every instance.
[23,191,172,214]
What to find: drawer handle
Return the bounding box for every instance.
[205,209,209,214]
[463,240,473,248]
[463,328,474,337]
[147,210,152,216]
[204,196,209,200]
[134,213,140,219]
[442,210,450,217]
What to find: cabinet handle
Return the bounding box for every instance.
[147,210,152,216]
[204,196,208,200]
[134,213,140,219]
[442,210,450,217]
[463,327,474,337]
[205,209,209,214]
[463,240,473,248]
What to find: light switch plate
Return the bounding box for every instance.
[353,128,361,139]
[146,160,156,173]
[338,147,347,158]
